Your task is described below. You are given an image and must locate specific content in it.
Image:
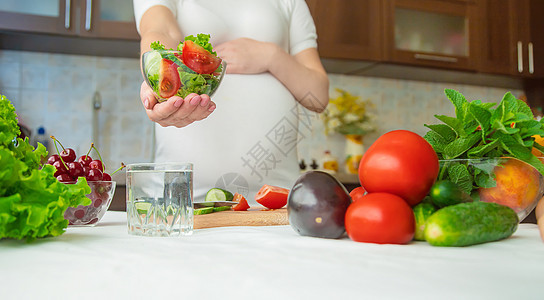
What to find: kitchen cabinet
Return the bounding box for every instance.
[479,0,544,78]
[0,0,138,40]
[383,0,479,71]
[305,0,384,61]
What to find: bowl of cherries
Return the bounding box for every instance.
[46,136,124,226]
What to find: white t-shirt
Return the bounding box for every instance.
[133,0,318,203]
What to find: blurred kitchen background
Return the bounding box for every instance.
[0,0,543,189]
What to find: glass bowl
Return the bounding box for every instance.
[141,50,226,102]
[64,181,116,226]
[439,157,544,222]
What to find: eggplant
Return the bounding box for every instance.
[287,171,351,239]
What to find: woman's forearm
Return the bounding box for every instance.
[267,45,329,113]
[138,6,183,54]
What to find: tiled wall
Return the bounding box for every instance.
[297,75,524,168]
[0,50,524,180]
[0,50,152,183]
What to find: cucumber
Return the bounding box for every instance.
[412,203,437,241]
[194,207,214,215]
[424,202,518,247]
[429,180,472,208]
[213,206,232,212]
[205,188,234,202]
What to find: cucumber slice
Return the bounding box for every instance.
[134,202,151,214]
[194,207,214,215]
[213,206,232,212]
[205,188,234,202]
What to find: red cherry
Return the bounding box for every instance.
[47,154,61,165]
[102,173,112,181]
[89,160,104,172]
[74,209,86,219]
[78,155,93,166]
[53,160,68,173]
[86,168,103,181]
[60,148,76,163]
[56,173,75,183]
[93,198,103,208]
[68,161,85,178]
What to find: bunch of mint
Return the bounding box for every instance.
[424,89,544,194]
[0,95,90,241]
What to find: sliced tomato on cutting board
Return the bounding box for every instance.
[159,58,181,98]
[255,185,289,209]
[232,193,250,211]
[182,40,222,74]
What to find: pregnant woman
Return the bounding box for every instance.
[133,0,329,203]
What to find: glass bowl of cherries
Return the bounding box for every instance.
[46,136,124,226]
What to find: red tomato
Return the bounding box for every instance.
[159,58,181,98]
[182,40,222,74]
[232,193,250,211]
[358,130,439,206]
[345,193,415,244]
[349,186,366,202]
[255,185,289,209]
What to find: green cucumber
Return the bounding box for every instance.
[213,206,232,212]
[205,188,234,202]
[412,203,438,241]
[424,202,518,247]
[194,207,214,215]
[429,180,472,208]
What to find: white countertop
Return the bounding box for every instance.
[1,211,543,300]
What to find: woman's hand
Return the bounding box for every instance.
[215,38,277,74]
[140,81,216,128]
[215,37,329,113]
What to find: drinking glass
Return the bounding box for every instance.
[126,163,193,236]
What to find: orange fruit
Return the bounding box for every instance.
[479,158,541,212]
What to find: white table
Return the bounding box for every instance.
[1,211,543,300]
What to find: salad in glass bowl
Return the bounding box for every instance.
[142,34,226,101]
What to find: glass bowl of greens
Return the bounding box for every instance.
[438,157,544,222]
[142,48,226,102]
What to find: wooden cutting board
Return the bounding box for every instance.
[194,208,289,229]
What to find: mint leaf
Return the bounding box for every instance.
[445,89,468,123]
[468,102,492,141]
[434,115,464,137]
[424,124,456,143]
[447,163,473,194]
[474,169,497,188]
[467,139,500,158]
[443,132,480,159]
[424,130,447,157]
[533,143,544,155]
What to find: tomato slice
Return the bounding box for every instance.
[159,58,181,98]
[255,185,289,209]
[232,193,250,211]
[182,40,222,74]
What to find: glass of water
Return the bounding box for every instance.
[126,163,193,236]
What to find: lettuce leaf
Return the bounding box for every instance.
[180,33,217,55]
[0,95,91,241]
